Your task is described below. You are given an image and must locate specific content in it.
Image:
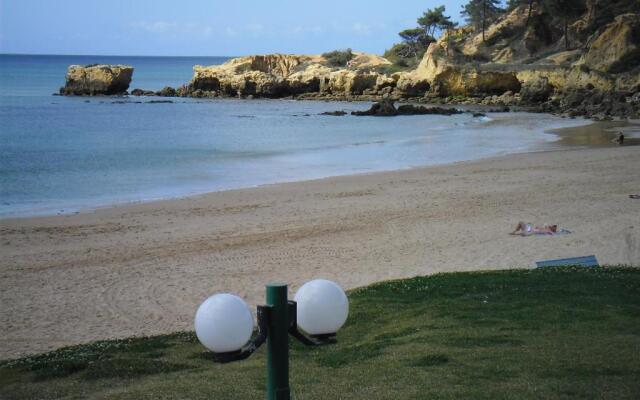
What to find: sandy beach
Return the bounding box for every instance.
[1,145,639,359]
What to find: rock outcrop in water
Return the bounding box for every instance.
[129,86,187,97]
[59,64,133,96]
[350,99,463,116]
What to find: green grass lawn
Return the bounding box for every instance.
[1,266,639,399]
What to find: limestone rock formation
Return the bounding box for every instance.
[520,76,555,102]
[60,65,133,96]
[189,53,394,98]
[411,42,521,97]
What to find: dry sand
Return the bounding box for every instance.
[1,146,639,359]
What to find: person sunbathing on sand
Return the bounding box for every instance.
[510,222,558,236]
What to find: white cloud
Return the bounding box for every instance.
[353,21,388,35]
[351,22,372,35]
[131,21,215,37]
[132,20,272,39]
[129,19,382,42]
[132,21,177,34]
[287,25,323,36]
[244,23,264,34]
[224,27,238,37]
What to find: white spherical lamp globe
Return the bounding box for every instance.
[294,279,349,335]
[194,293,254,353]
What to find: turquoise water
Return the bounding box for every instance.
[0,54,587,218]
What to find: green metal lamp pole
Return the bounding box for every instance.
[199,282,342,399]
[266,283,290,400]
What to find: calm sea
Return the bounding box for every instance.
[0,54,587,218]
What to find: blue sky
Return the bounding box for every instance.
[0,0,490,56]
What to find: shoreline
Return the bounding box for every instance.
[1,145,639,359]
[3,116,631,221]
[0,145,591,221]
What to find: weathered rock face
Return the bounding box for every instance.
[319,70,381,95]
[410,42,521,97]
[60,65,133,95]
[431,68,521,97]
[515,65,616,94]
[520,76,555,102]
[580,13,640,73]
[394,72,430,97]
[189,53,394,98]
[414,42,450,82]
[190,55,308,97]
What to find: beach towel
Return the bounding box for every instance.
[510,222,570,237]
[512,227,572,236]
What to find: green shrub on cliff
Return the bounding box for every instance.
[383,43,425,68]
[372,62,413,74]
[322,49,354,67]
[384,5,454,68]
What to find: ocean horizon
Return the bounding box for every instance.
[0,54,590,218]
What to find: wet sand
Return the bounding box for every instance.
[550,119,640,147]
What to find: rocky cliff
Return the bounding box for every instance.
[60,65,133,96]
[179,4,638,118]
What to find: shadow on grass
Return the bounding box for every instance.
[410,354,449,367]
[445,335,525,348]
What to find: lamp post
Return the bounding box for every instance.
[194,279,349,400]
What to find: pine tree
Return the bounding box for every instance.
[543,0,587,49]
[461,0,503,42]
[526,0,537,27]
[397,28,433,60]
[417,6,448,37]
